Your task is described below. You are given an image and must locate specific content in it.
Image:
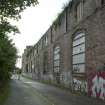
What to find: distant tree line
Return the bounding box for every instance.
[0,0,38,86]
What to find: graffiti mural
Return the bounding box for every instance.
[88,72,105,100]
[73,78,87,93]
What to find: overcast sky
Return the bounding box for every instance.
[9,0,70,67]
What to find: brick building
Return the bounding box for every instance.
[22,46,33,77]
[22,0,105,98]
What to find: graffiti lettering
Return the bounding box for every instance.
[91,75,105,100]
[73,78,87,93]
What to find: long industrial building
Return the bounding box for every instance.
[22,0,105,100]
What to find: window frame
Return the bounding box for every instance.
[53,46,60,73]
[72,32,85,73]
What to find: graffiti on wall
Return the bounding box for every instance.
[73,78,87,93]
[88,72,105,100]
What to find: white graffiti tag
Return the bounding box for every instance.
[92,75,105,100]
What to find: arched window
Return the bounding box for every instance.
[72,32,85,73]
[75,1,83,22]
[53,46,60,73]
[43,52,48,74]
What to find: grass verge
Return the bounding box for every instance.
[0,82,10,105]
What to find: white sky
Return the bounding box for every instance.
[9,0,70,68]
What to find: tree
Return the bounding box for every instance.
[0,34,17,83]
[0,0,38,85]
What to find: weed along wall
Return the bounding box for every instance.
[88,71,105,100]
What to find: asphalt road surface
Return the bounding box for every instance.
[4,77,105,105]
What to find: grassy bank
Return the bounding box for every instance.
[0,82,10,105]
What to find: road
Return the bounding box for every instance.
[4,76,105,105]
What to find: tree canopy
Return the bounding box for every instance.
[0,0,38,34]
[0,0,38,20]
